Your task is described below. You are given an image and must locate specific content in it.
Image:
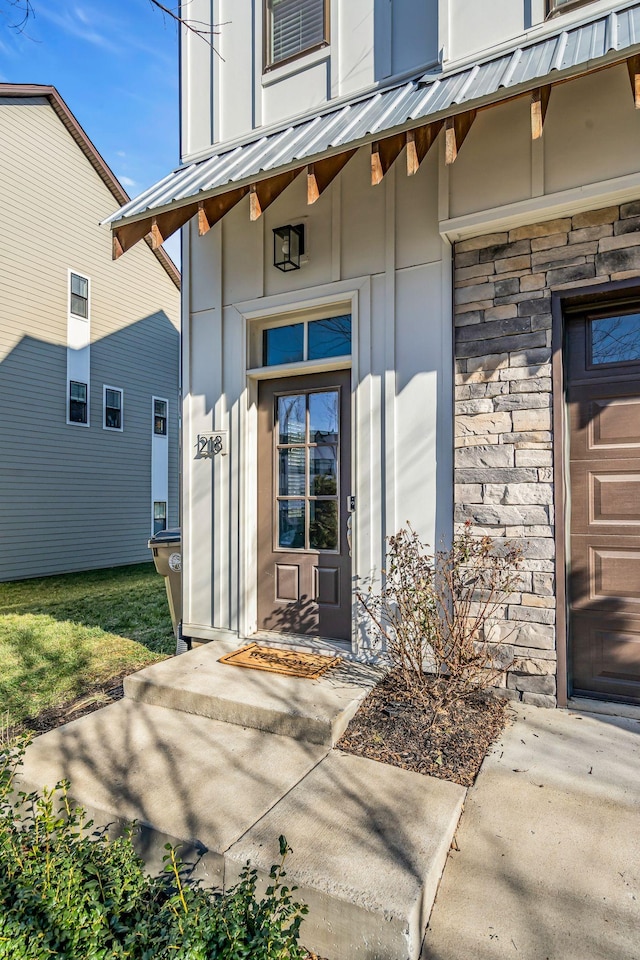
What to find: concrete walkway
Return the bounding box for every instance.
[18,641,466,960]
[16,641,640,959]
[422,705,640,960]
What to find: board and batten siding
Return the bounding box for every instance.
[182,138,453,645]
[0,96,180,581]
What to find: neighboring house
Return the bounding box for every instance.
[107,0,640,710]
[0,85,180,581]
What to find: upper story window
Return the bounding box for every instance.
[153,398,168,436]
[70,272,89,319]
[547,0,595,16]
[265,0,328,71]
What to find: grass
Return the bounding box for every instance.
[0,563,174,729]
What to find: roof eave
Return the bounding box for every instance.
[107,42,640,233]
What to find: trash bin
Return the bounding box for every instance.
[148,528,189,654]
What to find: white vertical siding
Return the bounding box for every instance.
[182,141,452,643]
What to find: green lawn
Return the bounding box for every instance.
[0,563,174,729]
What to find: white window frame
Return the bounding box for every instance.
[264,0,329,72]
[68,379,89,427]
[152,396,169,438]
[248,307,352,373]
[68,269,90,321]
[66,269,91,428]
[103,385,124,432]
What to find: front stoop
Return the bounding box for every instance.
[124,640,383,745]
[18,648,467,960]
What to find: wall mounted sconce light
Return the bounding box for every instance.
[273,224,305,271]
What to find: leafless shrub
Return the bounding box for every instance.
[359,523,523,713]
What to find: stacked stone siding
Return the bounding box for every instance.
[453,202,640,707]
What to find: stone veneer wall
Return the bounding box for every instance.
[453,202,640,708]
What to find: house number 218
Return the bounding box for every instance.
[197,432,228,457]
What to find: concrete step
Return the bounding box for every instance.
[225,751,466,960]
[124,640,383,746]
[18,701,466,960]
[17,698,327,885]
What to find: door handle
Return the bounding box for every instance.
[346,512,353,558]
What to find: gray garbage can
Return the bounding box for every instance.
[148,528,189,654]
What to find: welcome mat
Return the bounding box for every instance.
[218,643,341,679]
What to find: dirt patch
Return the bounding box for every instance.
[12,673,128,738]
[337,670,509,787]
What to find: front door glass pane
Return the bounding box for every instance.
[310,445,337,495]
[279,448,306,495]
[309,391,338,442]
[591,314,640,365]
[309,501,338,550]
[278,500,305,548]
[264,323,304,366]
[276,387,340,552]
[308,316,351,359]
[278,395,305,443]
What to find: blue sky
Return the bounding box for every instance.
[0,0,181,262]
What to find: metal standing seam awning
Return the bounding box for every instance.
[104,2,640,258]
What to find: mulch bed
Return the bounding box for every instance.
[337,669,509,787]
[12,673,127,739]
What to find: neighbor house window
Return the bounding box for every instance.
[153,501,167,535]
[104,386,123,430]
[547,0,594,15]
[265,0,328,70]
[154,398,168,436]
[70,272,89,318]
[69,381,88,424]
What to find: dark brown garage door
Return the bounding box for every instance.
[567,308,640,703]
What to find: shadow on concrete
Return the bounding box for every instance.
[421,707,640,960]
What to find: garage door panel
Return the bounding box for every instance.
[591,396,640,449]
[570,395,640,459]
[571,613,640,700]
[571,538,640,608]
[571,461,640,535]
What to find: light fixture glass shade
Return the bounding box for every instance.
[273,224,305,271]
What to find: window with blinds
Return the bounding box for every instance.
[266,0,327,69]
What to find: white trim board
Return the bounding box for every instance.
[440,170,640,242]
[232,276,371,653]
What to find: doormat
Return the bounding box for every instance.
[218,643,341,679]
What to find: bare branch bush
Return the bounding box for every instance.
[1,0,34,33]
[148,1,226,56]
[0,1,225,56]
[359,523,523,712]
